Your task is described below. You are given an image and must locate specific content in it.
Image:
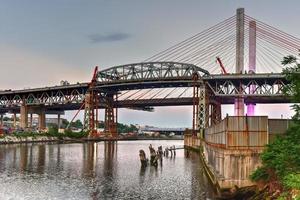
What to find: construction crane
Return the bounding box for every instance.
[216,57,228,74]
[67,66,99,137]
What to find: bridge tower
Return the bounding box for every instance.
[247,20,257,116]
[83,67,99,137]
[192,73,200,136]
[193,73,221,137]
[104,93,118,137]
[83,91,99,137]
[234,8,245,116]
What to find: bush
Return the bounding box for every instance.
[250,53,300,198]
[64,129,88,139]
[13,132,37,138]
[283,173,300,190]
[250,166,269,182]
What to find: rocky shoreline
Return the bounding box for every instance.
[0,135,60,144]
[0,135,183,145]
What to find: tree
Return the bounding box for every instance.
[282,54,300,122]
[61,119,69,128]
[3,116,10,121]
[69,119,83,129]
[250,52,300,198]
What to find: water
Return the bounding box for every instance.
[0,140,214,200]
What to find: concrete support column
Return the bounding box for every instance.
[13,113,17,128]
[20,104,28,129]
[247,20,256,116]
[0,114,3,126]
[57,114,61,129]
[235,8,245,116]
[29,113,33,128]
[38,108,46,130]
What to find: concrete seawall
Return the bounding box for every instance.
[202,142,261,188]
[184,116,290,189]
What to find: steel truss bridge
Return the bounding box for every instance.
[0,62,290,110]
[0,62,291,132]
[0,62,290,109]
[0,8,299,135]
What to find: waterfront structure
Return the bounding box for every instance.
[0,8,299,187]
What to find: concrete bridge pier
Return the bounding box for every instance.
[20,105,46,130]
[29,113,33,128]
[57,114,61,129]
[37,107,46,130]
[20,104,29,129]
[13,113,17,128]
[0,114,3,126]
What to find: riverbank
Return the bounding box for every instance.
[0,135,183,145]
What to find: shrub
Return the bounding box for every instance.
[64,129,88,139]
[283,173,300,190]
[250,166,269,182]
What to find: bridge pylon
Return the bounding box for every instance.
[193,76,222,137]
[82,66,100,137]
[83,91,99,137]
[235,7,245,116]
[104,93,118,138]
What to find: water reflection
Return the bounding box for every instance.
[82,142,97,177]
[0,141,214,199]
[19,144,28,172]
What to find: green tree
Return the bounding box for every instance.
[69,119,83,129]
[250,52,300,198]
[61,119,69,128]
[3,116,10,121]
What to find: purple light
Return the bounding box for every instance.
[247,84,256,116]
[247,104,255,116]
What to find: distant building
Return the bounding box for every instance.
[31,117,66,127]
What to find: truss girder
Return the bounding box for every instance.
[0,89,86,108]
[0,73,291,112]
[97,62,210,82]
[206,79,288,97]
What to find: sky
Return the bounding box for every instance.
[0,0,299,127]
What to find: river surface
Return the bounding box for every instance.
[0,140,214,200]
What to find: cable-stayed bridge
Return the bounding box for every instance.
[0,8,299,136]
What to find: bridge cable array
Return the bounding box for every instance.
[117,13,300,106]
[143,13,300,75]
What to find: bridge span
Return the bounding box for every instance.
[0,69,290,111]
[0,62,291,134]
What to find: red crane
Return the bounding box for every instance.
[67,66,99,137]
[216,57,228,74]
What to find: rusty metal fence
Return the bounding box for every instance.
[205,116,268,149]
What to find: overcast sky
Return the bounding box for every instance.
[0,0,298,127]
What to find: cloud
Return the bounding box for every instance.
[88,32,131,43]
